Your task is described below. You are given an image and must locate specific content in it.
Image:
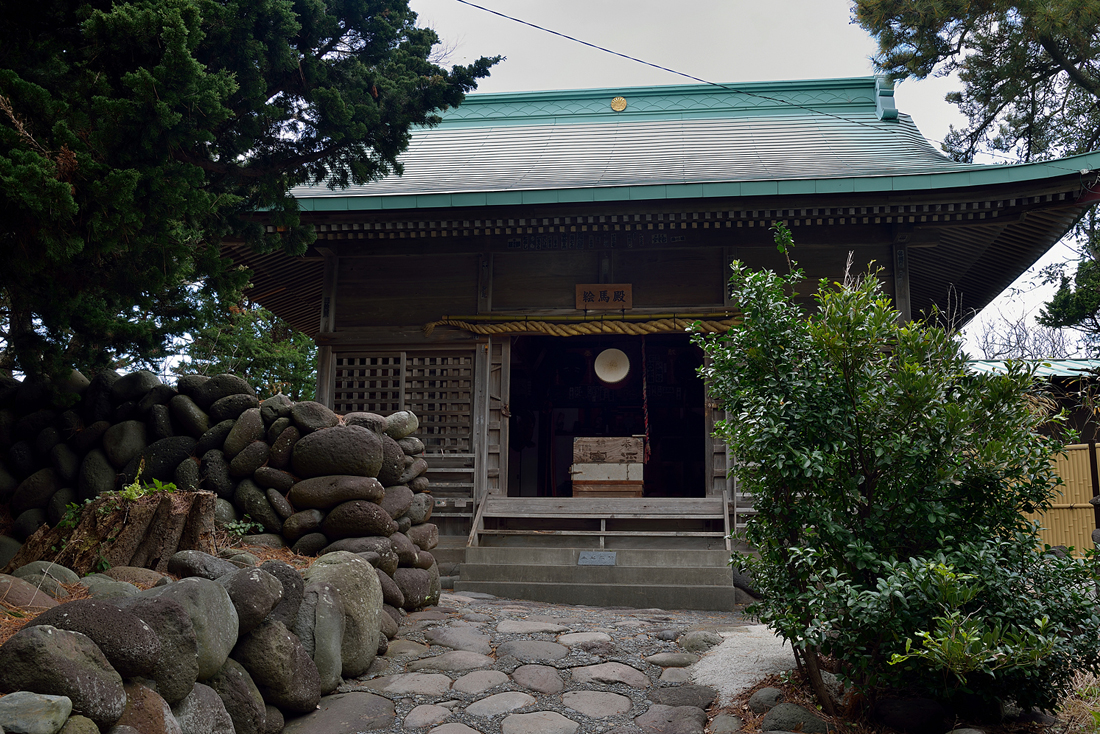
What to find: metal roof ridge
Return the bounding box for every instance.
[439,77,885,126]
[457,76,880,101]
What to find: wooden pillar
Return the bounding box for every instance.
[472,341,491,503]
[315,248,339,408]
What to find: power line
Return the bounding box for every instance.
[451,0,1089,174]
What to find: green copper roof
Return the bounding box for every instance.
[291,77,1100,211]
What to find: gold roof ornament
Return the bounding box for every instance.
[610,96,627,112]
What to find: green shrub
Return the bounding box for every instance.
[696,225,1100,713]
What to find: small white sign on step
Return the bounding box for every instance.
[578,551,617,566]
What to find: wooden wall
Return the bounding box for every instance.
[331,241,895,333]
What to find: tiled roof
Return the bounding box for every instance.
[290,77,1100,210]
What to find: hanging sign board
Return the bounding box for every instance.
[575,283,633,310]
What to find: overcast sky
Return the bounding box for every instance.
[409,0,1082,356]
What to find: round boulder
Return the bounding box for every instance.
[206,657,266,734]
[200,450,234,500]
[393,567,432,611]
[380,485,414,520]
[12,467,61,517]
[259,560,304,628]
[232,619,321,714]
[168,550,241,580]
[389,532,419,566]
[293,581,345,695]
[196,420,235,456]
[174,457,201,493]
[265,488,295,519]
[149,404,175,441]
[321,500,398,540]
[209,394,260,425]
[217,567,284,636]
[0,624,125,727]
[111,370,162,404]
[376,435,405,487]
[193,374,255,412]
[292,533,329,556]
[139,436,197,481]
[169,394,210,438]
[12,508,48,542]
[289,401,339,434]
[115,682,181,734]
[324,536,398,575]
[376,568,405,609]
[259,394,293,426]
[267,425,299,470]
[171,682,235,734]
[265,417,290,445]
[229,441,270,478]
[223,409,264,459]
[254,467,295,494]
[26,599,161,678]
[301,552,383,678]
[288,475,384,510]
[406,492,434,524]
[78,449,116,502]
[102,421,147,469]
[137,383,177,413]
[234,480,283,534]
[175,374,209,399]
[384,411,419,440]
[282,509,326,544]
[144,576,240,681]
[406,522,439,551]
[292,425,382,478]
[398,458,429,485]
[343,412,387,432]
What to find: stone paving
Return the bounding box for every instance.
[284,590,758,734]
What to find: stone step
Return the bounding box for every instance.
[465,546,733,568]
[460,562,734,587]
[457,545,743,611]
[452,578,741,611]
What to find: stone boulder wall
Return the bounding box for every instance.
[0,370,444,730]
[0,548,386,733]
[0,370,439,618]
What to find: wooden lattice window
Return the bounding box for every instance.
[333,354,403,415]
[333,350,474,452]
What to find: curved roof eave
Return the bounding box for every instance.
[293,150,1100,213]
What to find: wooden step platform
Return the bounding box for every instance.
[468,495,730,550]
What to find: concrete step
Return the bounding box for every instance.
[452,579,740,611]
[459,562,734,586]
[456,545,742,611]
[431,536,468,576]
[465,546,731,568]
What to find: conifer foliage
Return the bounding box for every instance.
[0,0,498,379]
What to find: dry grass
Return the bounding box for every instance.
[0,580,92,646]
[212,532,318,569]
[1055,672,1100,734]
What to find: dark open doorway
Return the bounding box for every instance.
[507,333,706,498]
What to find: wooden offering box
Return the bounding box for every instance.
[571,437,645,497]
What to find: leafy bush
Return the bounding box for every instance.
[696,225,1100,712]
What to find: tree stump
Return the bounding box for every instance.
[3,490,217,575]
